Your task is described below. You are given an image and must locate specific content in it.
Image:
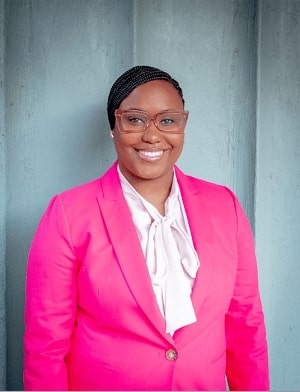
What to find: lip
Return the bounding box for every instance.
[137,149,164,161]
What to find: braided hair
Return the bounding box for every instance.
[107,65,185,129]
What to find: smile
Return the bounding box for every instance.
[138,150,164,160]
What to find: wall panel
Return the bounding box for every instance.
[4,0,133,389]
[256,1,300,389]
[135,0,258,223]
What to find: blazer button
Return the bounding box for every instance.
[166,349,177,361]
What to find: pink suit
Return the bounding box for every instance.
[24,162,269,390]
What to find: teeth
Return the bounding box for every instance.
[139,150,163,157]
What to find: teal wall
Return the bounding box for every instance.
[256,0,300,388]
[0,0,6,388]
[0,0,299,390]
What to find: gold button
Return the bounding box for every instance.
[166,349,177,361]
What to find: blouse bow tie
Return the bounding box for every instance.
[146,210,200,335]
[118,165,200,335]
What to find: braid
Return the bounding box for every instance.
[107,65,184,129]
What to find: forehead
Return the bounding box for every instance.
[119,80,183,111]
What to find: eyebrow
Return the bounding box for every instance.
[121,108,182,113]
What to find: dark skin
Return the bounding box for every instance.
[112,80,186,215]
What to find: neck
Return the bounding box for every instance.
[120,167,174,215]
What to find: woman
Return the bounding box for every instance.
[24,65,269,390]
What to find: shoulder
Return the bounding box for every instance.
[175,165,237,205]
[175,166,253,236]
[58,162,119,204]
[58,177,101,204]
[39,178,102,231]
[46,162,119,219]
[175,166,252,237]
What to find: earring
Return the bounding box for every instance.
[109,130,114,138]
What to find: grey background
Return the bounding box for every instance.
[0,0,299,390]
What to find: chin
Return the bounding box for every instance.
[136,166,171,181]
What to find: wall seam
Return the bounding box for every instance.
[133,0,137,65]
[0,0,7,388]
[254,0,262,238]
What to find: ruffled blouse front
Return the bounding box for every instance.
[118,167,200,335]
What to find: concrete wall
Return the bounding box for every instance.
[0,0,299,390]
[256,0,300,388]
[0,0,7,388]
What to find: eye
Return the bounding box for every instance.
[160,117,175,125]
[123,111,147,126]
[159,113,180,127]
[127,116,144,124]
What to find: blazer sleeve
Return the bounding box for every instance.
[225,192,270,390]
[24,195,80,390]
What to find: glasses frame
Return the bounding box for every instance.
[114,109,189,134]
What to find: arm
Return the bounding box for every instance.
[24,195,80,390]
[225,194,270,390]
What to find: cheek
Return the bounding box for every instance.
[114,130,139,143]
[113,135,137,159]
[170,135,184,151]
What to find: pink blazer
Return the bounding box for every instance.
[24,162,269,390]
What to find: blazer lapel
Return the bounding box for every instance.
[96,163,215,339]
[176,167,216,314]
[97,163,172,341]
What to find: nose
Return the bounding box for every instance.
[142,118,162,142]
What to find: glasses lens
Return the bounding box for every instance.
[156,112,185,132]
[120,111,148,132]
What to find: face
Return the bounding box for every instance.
[112,80,186,186]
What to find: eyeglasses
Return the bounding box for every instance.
[114,109,189,134]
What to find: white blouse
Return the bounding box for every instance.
[118,166,200,335]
